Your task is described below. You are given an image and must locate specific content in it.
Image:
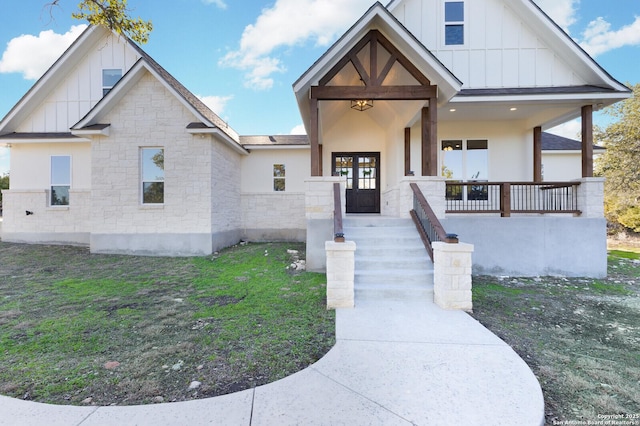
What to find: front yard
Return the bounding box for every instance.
[0,241,334,406]
[471,249,640,424]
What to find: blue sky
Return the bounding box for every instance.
[0,0,639,176]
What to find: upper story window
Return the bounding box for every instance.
[444,1,465,46]
[51,155,71,206]
[103,69,122,96]
[141,148,164,204]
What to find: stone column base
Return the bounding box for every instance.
[433,241,474,311]
[325,241,356,309]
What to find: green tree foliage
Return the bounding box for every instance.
[594,83,640,233]
[0,173,9,212]
[49,0,152,44]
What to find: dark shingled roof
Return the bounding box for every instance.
[542,132,604,151]
[0,132,79,140]
[240,135,310,146]
[127,40,239,142]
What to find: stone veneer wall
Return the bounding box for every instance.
[210,137,243,252]
[305,177,345,272]
[1,189,91,245]
[240,192,306,242]
[90,72,221,255]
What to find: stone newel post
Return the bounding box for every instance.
[433,241,474,311]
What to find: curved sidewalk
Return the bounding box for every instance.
[0,298,544,426]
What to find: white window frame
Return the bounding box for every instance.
[443,0,466,47]
[140,147,165,205]
[102,69,122,96]
[273,164,285,192]
[50,155,71,206]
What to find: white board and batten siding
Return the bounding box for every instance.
[391,0,586,89]
[17,34,141,133]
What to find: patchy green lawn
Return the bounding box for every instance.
[471,250,640,424]
[0,242,334,406]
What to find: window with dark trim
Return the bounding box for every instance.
[445,1,464,45]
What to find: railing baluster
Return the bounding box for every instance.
[333,182,344,242]
[410,183,457,262]
[445,181,581,215]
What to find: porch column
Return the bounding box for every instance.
[404,127,411,176]
[533,126,542,182]
[421,99,438,176]
[310,98,321,176]
[581,105,594,178]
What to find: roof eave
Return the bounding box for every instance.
[186,126,249,156]
[293,2,462,134]
[0,26,105,134]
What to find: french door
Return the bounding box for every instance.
[333,152,380,213]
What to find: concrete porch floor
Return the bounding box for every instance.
[0,295,544,425]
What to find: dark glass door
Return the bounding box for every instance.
[333,152,380,213]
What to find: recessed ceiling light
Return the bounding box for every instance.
[449,108,456,112]
[510,107,518,111]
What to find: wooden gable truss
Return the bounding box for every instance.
[309,30,439,176]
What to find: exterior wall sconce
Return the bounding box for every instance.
[350,99,373,111]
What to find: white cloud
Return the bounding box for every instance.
[547,119,581,139]
[579,16,640,57]
[534,1,640,57]
[290,124,306,135]
[202,0,227,9]
[219,0,372,90]
[534,0,578,33]
[0,25,87,80]
[197,94,233,115]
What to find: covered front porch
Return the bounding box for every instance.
[293,4,616,279]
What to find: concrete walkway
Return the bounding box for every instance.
[0,295,544,426]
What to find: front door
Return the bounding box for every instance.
[333,152,380,213]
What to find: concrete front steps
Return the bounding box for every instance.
[343,215,434,302]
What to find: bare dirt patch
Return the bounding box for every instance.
[471,250,640,424]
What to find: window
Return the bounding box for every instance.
[273,164,285,191]
[141,148,164,204]
[442,140,488,200]
[444,1,464,45]
[103,69,122,96]
[51,156,71,206]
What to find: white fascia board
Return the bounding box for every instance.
[293,3,461,130]
[187,127,249,156]
[72,59,147,129]
[74,60,224,136]
[71,126,110,137]
[450,91,631,105]
[0,26,104,133]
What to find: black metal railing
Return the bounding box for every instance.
[445,181,581,217]
[410,183,457,261]
[333,182,345,242]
